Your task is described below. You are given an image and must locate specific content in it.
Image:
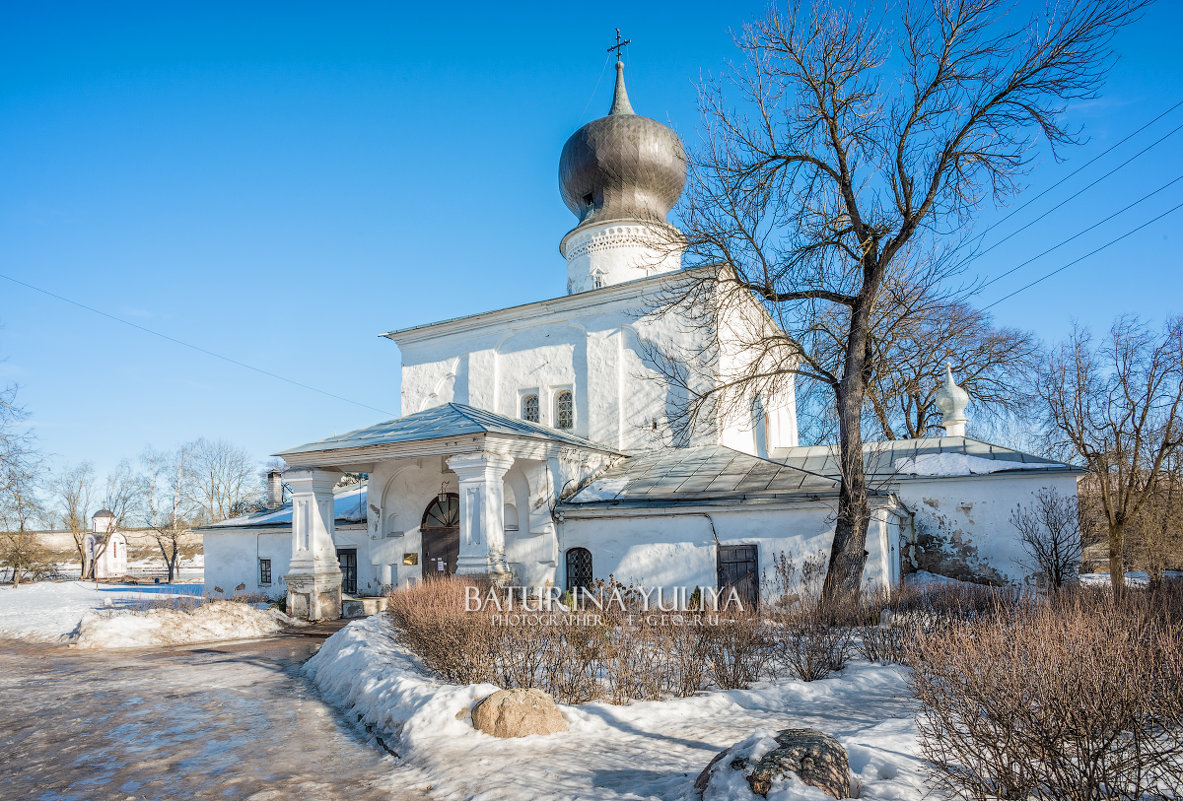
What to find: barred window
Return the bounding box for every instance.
[521,393,540,423]
[555,389,574,430]
[259,558,272,585]
[566,547,593,594]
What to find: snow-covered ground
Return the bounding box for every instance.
[307,615,929,801]
[0,581,202,642]
[1080,571,1183,588]
[75,600,293,649]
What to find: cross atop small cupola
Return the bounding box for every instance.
[607,28,631,63]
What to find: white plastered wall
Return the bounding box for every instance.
[895,472,1082,586]
[555,501,900,597]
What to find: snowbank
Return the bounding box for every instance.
[74,601,293,649]
[0,581,201,642]
[307,615,929,801]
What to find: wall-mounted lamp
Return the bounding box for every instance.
[438,482,449,504]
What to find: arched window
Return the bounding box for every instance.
[421,494,460,528]
[565,547,593,594]
[521,393,540,423]
[555,389,574,430]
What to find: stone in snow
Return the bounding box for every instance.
[696,727,851,799]
[470,688,568,738]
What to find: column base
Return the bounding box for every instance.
[286,567,343,621]
[456,553,512,586]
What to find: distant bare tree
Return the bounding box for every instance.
[1040,317,1183,595]
[50,462,95,577]
[0,385,36,502]
[0,386,47,586]
[1011,487,1082,592]
[798,288,1040,441]
[141,444,197,582]
[670,0,1146,600]
[84,460,142,579]
[189,438,258,523]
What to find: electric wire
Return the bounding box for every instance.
[0,270,397,417]
[981,199,1183,311]
[975,171,1183,294]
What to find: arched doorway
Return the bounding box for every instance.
[421,493,460,579]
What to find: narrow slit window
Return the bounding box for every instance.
[555,390,574,430]
[522,393,540,423]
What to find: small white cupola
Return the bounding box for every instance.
[935,363,970,437]
[91,509,115,534]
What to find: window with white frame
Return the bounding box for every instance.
[555,389,574,430]
[521,392,540,423]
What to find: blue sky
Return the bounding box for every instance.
[2,1,1182,481]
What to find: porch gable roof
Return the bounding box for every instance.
[275,402,621,458]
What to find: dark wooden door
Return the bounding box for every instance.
[337,548,358,595]
[421,494,460,579]
[717,544,759,609]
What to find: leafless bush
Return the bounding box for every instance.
[700,609,771,689]
[909,595,1183,800]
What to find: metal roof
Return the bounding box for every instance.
[560,445,847,508]
[200,482,368,531]
[275,402,618,458]
[770,436,1083,480]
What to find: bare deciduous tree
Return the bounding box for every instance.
[82,460,142,579]
[141,444,197,582]
[1040,316,1183,595]
[1011,487,1082,591]
[51,462,95,577]
[188,438,258,524]
[670,0,1146,600]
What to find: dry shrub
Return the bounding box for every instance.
[909,592,1183,800]
[385,576,771,703]
[701,609,772,689]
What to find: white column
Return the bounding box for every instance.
[284,468,343,620]
[446,452,514,580]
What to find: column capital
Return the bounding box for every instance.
[446,451,515,479]
[284,467,341,494]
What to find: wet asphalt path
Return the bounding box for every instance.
[0,633,426,801]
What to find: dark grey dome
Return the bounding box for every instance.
[559,62,686,234]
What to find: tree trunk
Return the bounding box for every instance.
[1108,522,1125,597]
[822,304,874,603]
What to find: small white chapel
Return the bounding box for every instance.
[202,58,1083,619]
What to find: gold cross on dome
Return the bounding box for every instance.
[607,28,631,63]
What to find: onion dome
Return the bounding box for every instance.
[935,363,970,436]
[558,61,686,234]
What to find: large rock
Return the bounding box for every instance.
[695,728,850,799]
[470,688,568,738]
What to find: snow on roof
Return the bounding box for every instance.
[770,436,1083,480]
[275,402,619,458]
[561,445,852,508]
[201,482,368,530]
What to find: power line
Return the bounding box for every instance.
[982,199,1183,311]
[972,118,1183,263]
[975,172,1183,294]
[0,271,397,418]
[969,99,1183,254]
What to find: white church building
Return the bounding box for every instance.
[203,61,1083,619]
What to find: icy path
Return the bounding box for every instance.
[0,635,425,801]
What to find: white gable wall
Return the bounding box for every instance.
[395,279,799,456]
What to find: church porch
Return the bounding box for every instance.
[274,403,622,620]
